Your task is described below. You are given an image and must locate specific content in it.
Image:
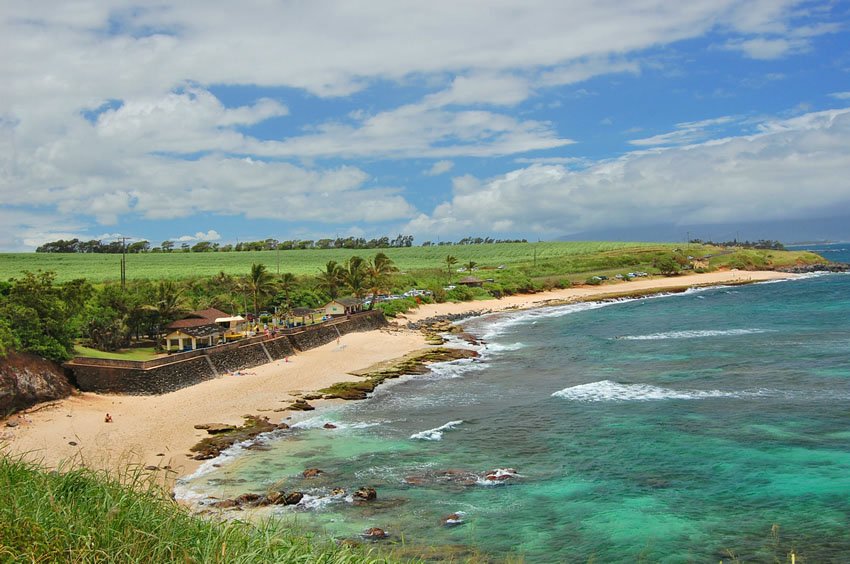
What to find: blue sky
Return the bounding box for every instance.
[1,1,850,250]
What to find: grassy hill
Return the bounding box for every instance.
[0,241,822,283]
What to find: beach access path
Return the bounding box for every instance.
[2,270,794,481]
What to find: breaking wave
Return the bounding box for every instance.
[410,420,464,441]
[551,380,766,402]
[618,328,770,341]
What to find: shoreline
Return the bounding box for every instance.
[1,270,795,483]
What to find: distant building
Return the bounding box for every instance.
[164,308,244,351]
[322,298,364,317]
[456,276,484,287]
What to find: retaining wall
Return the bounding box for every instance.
[66,311,386,395]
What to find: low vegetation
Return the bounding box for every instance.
[0,242,826,362]
[0,455,398,563]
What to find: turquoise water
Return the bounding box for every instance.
[179,268,850,562]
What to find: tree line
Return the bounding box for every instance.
[688,238,785,250]
[35,234,529,254]
[0,252,400,362]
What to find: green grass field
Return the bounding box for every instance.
[0,242,683,283]
[0,241,823,287]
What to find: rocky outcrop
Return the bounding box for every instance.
[779,263,849,273]
[0,351,74,415]
[189,415,284,460]
[320,347,478,400]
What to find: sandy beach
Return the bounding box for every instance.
[1,269,794,481]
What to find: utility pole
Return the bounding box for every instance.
[276,243,280,275]
[120,237,127,291]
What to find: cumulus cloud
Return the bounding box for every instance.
[424,160,455,176]
[175,230,221,242]
[830,91,850,100]
[0,1,843,248]
[405,108,850,237]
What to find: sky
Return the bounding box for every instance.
[1,1,850,251]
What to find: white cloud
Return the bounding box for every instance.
[406,108,850,237]
[629,115,739,146]
[175,230,221,243]
[830,91,850,100]
[424,160,455,176]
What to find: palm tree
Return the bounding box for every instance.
[276,272,297,313]
[246,263,277,314]
[316,261,343,299]
[342,255,367,299]
[366,252,398,309]
[445,255,458,278]
[144,280,186,349]
[466,260,477,272]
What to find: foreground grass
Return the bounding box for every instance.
[0,456,401,563]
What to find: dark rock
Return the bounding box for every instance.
[144,465,158,471]
[287,400,315,411]
[302,393,324,401]
[265,491,285,505]
[5,420,19,428]
[284,492,303,505]
[0,351,74,415]
[275,422,290,430]
[442,512,466,527]
[332,488,346,496]
[362,527,389,540]
[302,468,324,478]
[483,468,519,482]
[353,486,377,501]
[780,263,849,274]
[234,493,262,506]
[323,422,337,429]
[211,499,239,509]
[193,424,210,430]
[68,441,78,446]
[205,424,237,435]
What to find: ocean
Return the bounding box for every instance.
[178,244,850,562]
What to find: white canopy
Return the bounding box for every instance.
[215,316,245,323]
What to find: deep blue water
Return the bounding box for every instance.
[180,269,850,562]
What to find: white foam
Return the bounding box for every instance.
[618,328,771,341]
[426,358,486,380]
[290,416,383,430]
[484,342,526,352]
[410,420,464,441]
[551,380,765,402]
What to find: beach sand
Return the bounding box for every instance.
[2,270,794,481]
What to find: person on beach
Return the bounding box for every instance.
[104,413,112,423]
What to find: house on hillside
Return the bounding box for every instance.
[322,297,364,317]
[456,276,484,288]
[164,308,245,351]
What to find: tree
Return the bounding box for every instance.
[466,260,477,272]
[150,280,186,344]
[246,263,277,314]
[161,240,174,252]
[275,272,298,312]
[0,271,84,361]
[445,255,458,278]
[365,252,398,309]
[316,261,343,299]
[342,256,367,299]
[654,256,681,276]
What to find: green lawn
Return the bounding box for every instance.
[73,345,161,361]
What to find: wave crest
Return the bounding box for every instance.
[552,380,749,402]
[619,328,769,341]
[410,420,464,441]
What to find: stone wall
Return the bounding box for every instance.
[67,310,386,395]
